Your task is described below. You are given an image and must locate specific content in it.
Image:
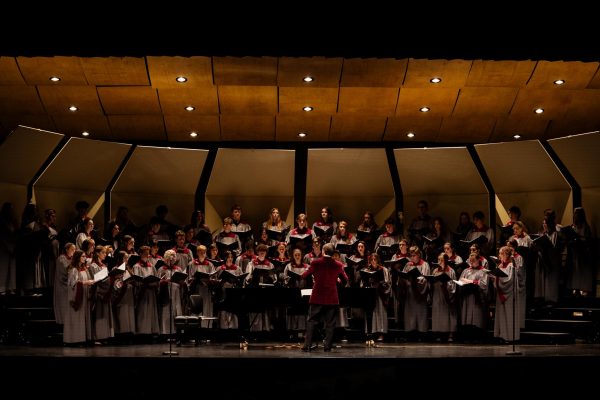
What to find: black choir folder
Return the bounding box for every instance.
[127,254,141,267]
[193,269,218,280]
[266,228,287,242]
[346,256,366,268]
[335,243,354,255]
[460,234,488,246]
[384,257,409,269]
[170,271,188,283]
[216,241,239,254]
[289,234,312,249]
[424,273,452,283]
[208,258,225,268]
[422,235,443,244]
[286,268,305,281]
[220,269,248,285]
[123,272,160,284]
[195,229,213,245]
[270,258,289,272]
[399,267,422,280]
[313,225,333,238]
[486,267,508,278]
[359,268,384,282]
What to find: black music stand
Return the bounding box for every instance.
[338,287,377,346]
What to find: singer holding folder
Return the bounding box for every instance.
[300,243,348,352]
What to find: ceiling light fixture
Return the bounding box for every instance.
[176,76,188,83]
[553,79,565,85]
[513,134,521,139]
[407,132,415,138]
[303,106,313,112]
[303,76,314,83]
[298,132,307,138]
[420,107,430,112]
[49,76,61,82]
[534,108,545,114]
[430,77,442,84]
[185,106,195,111]
[81,131,90,137]
[68,106,79,112]
[189,132,198,138]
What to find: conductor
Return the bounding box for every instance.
[301,243,348,352]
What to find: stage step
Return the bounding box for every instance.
[520,331,575,345]
[525,319,594,341]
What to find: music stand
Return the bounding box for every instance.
[163,280,178,356]
[506,262,522,356]
[338,288,377,346]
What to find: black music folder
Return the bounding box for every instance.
[193,269,218,280]
[216,241,239,254]
[195,229,213,246]
[560,225,578,241]
[422,235,443,244]
[208,258,225,268]
[266,228,287,242]
[313,225,333,238]
[346,256,366,268]
[335,243,354,255]
[156,240,174,253]
[384,257,409,269]
[127,254,141,268]
[170,271,188,283]
[486,267,508,278]
[460,235,488,246]
[424,273,451,284]
[142,274,161,284]
[530,234,552,249]
[220,270,248,285]
[448,260,468,271]
[154,259,166,270]
[286,268,305,281]
[359,268,384,282]
[289,234,312,250]
[357,229,379,242]
[109,263,126,277]
[270,258,289,273]
[399,267,422,280]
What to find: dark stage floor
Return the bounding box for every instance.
[2,342,599,398]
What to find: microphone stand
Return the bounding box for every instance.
[163,272,178,356]
[506,259,522,356]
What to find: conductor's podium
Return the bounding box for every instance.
[175,295,218,345]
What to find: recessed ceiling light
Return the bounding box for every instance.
[68,105,78,112]
[554,79,565,85]
[185,106,195,111]
[420,107,430,112]
[303,106,313,112]
[407,132,415,138]
[49,76,61,82]
[189,132,198,138]
[176,76,188,83]
[534,108,545,114]
[81,131,90,137]
[298,132,307,138]
[303,76,314,83]
[513,134,521,139]
[430,77,442,84]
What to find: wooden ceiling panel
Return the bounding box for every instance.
[340,58,407,87]
[438,116,496,143]
[220,116,275,140]
[510,89,574,119]
[52,114,112,139]
[218,86,277,115]
[37,86,104,115]
[164,115,220,141]
[0,115,56,133]
[17,56,88,85]
[0,57,26,85]
[278,57,343,87]
[0,86,46,114]
[107,115,166,141]
[279,87,338,114]
[276,115,331,141]
[527,61,599,89]
[158,88,219,115]
[453,87,518,117]
[466,60,535,87]
[97,87,161,115]
[490,116,549,142]
[329,115,386,141]
[545,117,600,139]
[403,59,472,88]
[562,89,600,119]
[396,88,458,117]
[147,56,213,88]
[81,57,149,86]
[213,57,277,86]
[383,116,442,142]
[338,87,399,116]
[588,66,600,89]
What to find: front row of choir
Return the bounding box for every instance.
[58,238,522,345]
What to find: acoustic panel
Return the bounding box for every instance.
[549,131,600,188]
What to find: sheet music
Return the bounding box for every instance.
[301,289,313,297]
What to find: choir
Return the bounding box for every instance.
[0,199,596,347]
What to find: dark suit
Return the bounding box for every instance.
[301,256,348,350]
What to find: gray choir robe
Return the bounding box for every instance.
[244,260,275,331]
[133,263,160,335]
[534,230,561,303]
[431,267,457,333]
[494,263,520,341]
[187,260,216,328]
[217,266,242,329]
[360,267,391,334]
[284,263,310,331]
[158,267,184,335]
[63,267,93,344]
[512,254,526,326]
[89,262,114,340]
[235,254,254,274]
[402,261,430,333]
[113,275,136,335]
[459,267,488,329]
[53,255,70,324]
